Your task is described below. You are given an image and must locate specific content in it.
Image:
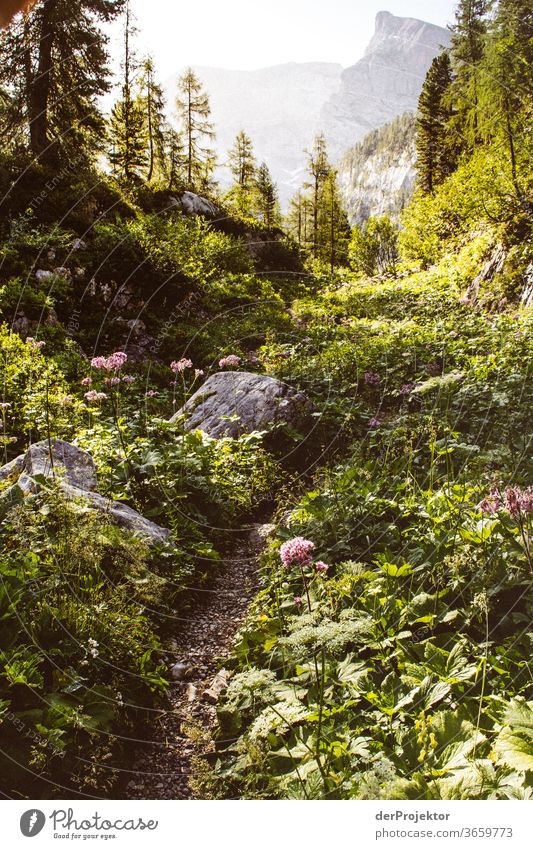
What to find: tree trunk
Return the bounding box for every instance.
[29,0,56,157]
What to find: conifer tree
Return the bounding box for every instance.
[108,0,146,181]
[140,55,166,182]
[286,191,310,248]
[318,171,351,270]
[0,0,124,159]
[448,0,490,148]
[305,134,331,257]
[416,52,455,194]
[478,0,532,211]
[175,68,215,190]
[226,130,256,215]
[255,162,280,228]
[162,125,186,191]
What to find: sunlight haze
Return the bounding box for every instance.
[113,0,458,79]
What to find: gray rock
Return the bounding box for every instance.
[23,439,98,491]
[171,371,311,439]
[61,485,171,545]
[170,661,192,682]
[0,455,25,484]
[53,266,71,279]
[202,669,231,704]
[0,440,170,546]
[468,244,507,302]
[12,312,30,336]
[35,269,54,284]
[173,191,218,218]
[338,113,417,226]
[521,263,533,309]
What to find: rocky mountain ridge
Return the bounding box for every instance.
[167,11,450,205]
[338,112,418,225]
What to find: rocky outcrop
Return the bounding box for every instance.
[520,264,533,309]
[0,439,170,545]
[171,372,311,438]
[170,192,218,218]
[467,245,507,302]
[321,12,451,160]
[23,440,98,491]
[338,112,417,225]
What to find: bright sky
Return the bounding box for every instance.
[111,1,458,80]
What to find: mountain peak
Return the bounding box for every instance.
[368,10,450,54]
[321,12,451,159]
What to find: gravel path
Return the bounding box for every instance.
[121,523,268,800]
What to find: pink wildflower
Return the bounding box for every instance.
[104,377,121,386]
[315,561,329,574]
[25,337,45,350]
[368,417,381,429]
[364,371,380,387]
[171,358,193,374]
[91,356,107,370]
[479,485,532,517]
[219,354,241,369]
[294,596,303,606]
[84,390,107,403]
[81,377,92,386]
[479,487,503,514]
[145,390,159,398]
[91,352,128,371]
[105,351,128,371]
[280,537,315,569]
[195,369,205,379]
[400,383,414,396]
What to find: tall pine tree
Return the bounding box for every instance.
[478,0,533,212]
[226,130,256,215]
[304,134,331,258]
[318,170,351,271]
[255,162,280,228]
[416,52,455,194]
[175,68,215,190]
[108,0,146,181]
[448,0,490,149]
[0,0,124,159]
[140,55,166,182]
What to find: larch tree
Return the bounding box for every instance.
[304,134,331,257]
[175,68,215,190]
[318,170,351,271]
[416,52,455,194]
[0,0,124,160]
[140,55,166,182]
[478,0,533,213]
[448,0,490,149]
[108,0,146,181]
[162,125,186,191]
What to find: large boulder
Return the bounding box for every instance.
[0,440,170,546]
[23,439,98,491]
[171,372,311,438]
[171,192,218,218]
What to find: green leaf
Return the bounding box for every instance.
[494,700,533,773]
